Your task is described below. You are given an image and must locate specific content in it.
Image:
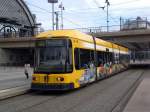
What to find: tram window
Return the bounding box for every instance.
[112,53,115,63]
[105,52,110,63]
[102,52,105,63]
[74,49,80,69]
[106,52,109,63]
[90,51,94,61]
[97,51,113,65]
[9,55,13,61]
[74,48,94,70]
[97,51,104,65]
[108,52,113,63]
[103,52,107,63]
[114,53,119,64]
[120,54,130,63]
[80,49,92,69]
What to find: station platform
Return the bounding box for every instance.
[0,67,32,100]
[123,71,150,112]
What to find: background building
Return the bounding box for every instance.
[0,0,36,38]
[0,0,37,66]
[121,17,150,31]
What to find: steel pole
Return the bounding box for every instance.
[55,12,59,30]
[52,3,55,30]
[61,7,63,29]
[107,3,109,32]
[59,2,64,29]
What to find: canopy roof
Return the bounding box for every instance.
[0,0,35,27]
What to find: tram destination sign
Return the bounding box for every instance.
[48,0,58,3]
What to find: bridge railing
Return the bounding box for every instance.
[0,31,41,38]
[76,17,150,33]
[76,25,121,33]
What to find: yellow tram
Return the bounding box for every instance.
[31,30,129,90]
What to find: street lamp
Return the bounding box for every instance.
[48,0,58,30]
[105,0,110,32]
[99,6,105,10]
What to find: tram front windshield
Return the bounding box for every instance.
[34,39,73,74]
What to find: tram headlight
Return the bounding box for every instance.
[56,77,64,81]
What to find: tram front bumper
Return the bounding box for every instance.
[31,83,74,91]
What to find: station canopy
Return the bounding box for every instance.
[0,0,35,28]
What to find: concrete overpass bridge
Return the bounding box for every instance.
[0,37,35,48]
[90,29,150,50]
[0,37,35,66]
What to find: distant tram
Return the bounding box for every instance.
[31,30,129,90]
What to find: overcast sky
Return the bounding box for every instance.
[24,0,150,30]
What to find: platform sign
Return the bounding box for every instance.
[48,0,58,3]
